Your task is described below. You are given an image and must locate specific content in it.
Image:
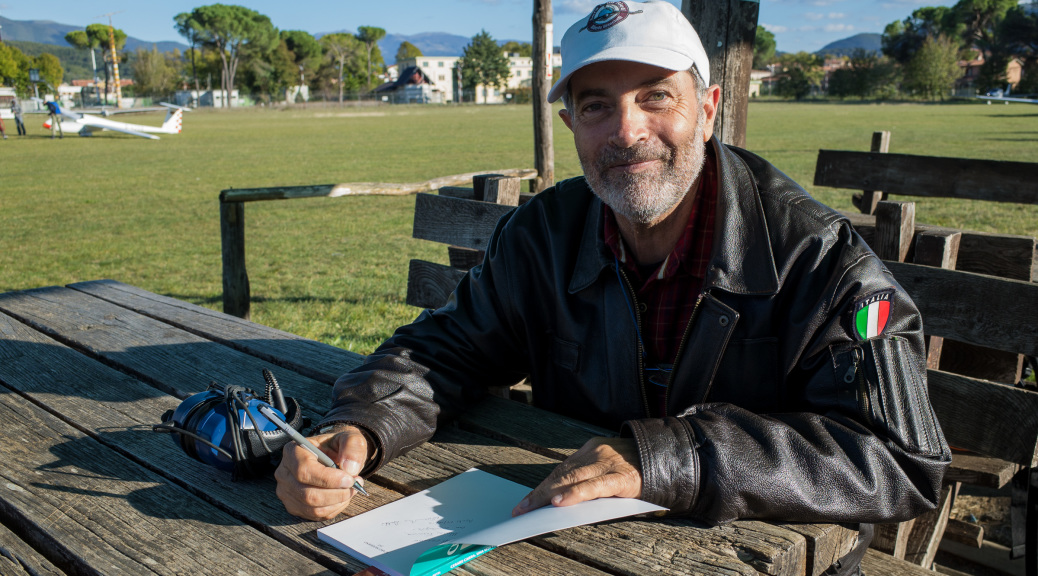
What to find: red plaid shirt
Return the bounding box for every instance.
[603,149,717,416]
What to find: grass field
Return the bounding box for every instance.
[1,101,1035,354]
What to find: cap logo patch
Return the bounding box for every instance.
[581,2,644,33]
[852,290,893,340]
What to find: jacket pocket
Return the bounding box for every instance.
[832,337,944,456]
[552,337,580,372]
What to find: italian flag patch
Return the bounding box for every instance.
[853,290,893,340]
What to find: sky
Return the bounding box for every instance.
[0,0,964,54]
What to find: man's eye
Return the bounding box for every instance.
[648,92,667,101]
[582,102,604,113]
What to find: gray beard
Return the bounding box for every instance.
[581,109,707,226]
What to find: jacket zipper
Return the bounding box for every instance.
[844,346,871,425]
[617,267,652,418]
[664,293,705,416]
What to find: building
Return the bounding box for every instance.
[374,66,445,104]
[956,53,1024,96]
[397,50,563,104]
[174,89,241,108]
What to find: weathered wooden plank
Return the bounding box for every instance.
[684,0,758,149]
[447,246,484,270]
[405,260,468,310]
[842,212,1036,282]
[860,548,938,576]
[871,519,916,559]
[928,369,1038,466]
[857,131,891,215]
[385,426,797,576]
[903,483,955,567]
[219,169,537,203]
[0,286,332,414]
[885,262,1038,357]
[912,229,961,371]
[814,150,1038,205]
[67,280,363,385]
[781,523,858,576]
[943,518,984,548]
[0,521,66,576]
[438,186,476,200]
[220,200,250,319]
[484,176,522,206]
[412,193,514,251]
[939,339,1025,385]
[0,310,591,576]
[472,173,504,200]
[874,201,914,262]
[944,452,1019,489]
[0,389,332,576]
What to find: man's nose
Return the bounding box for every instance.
[608,102,650,149]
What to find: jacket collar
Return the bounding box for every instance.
[569,137,779,296]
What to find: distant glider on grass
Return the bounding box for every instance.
[40,102,190,140]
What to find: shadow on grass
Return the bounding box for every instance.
[160,292,353,306]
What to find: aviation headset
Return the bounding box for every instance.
[154,369,308,480]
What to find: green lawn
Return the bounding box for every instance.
[2,101,1035,353]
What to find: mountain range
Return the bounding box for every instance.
[2,15,883,74]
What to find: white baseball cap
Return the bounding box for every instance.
[548,0,710,103]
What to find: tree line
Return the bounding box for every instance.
[756,0,1037,101]
[0,3,537,107]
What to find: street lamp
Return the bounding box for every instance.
[29,68,41,102]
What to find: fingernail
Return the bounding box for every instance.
[344,459,362,476]
[517,498,530,510]
[551,494,563,506]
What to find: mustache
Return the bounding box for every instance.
[595,143,671,169]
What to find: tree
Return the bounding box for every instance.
[904,34,963,99]
[395,41,423,63]
[185,4,279,108]
[459,30,510,102]
[355,26,386,91]
[954,0,1017,49]
[174,12,203,92]
[753,26,776,69]
[66,24,126,103]
[0,43,29,88]
[827,49,900,99]
[281,30,322,84]
[882,7,962,64]
[33,53,64,90]
[999,3,1038,92]
[321,33,366,103]
[501,41,532,57]
[775,52,824,100]
[132,47,181,98]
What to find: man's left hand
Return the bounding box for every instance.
[511,437,642,516]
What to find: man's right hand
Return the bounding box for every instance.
[275,425,371,521]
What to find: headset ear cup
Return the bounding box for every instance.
[180,396,221,461]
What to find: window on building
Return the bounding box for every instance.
[438,61,444,67]
[423,61,429,67]
[439,75,445,81]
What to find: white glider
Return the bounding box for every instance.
[42,102,189,140]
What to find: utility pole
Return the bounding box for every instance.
[682,0,758,148]
[532,0,554,193]
[97,11,124,108]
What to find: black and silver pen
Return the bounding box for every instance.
[257,404,369,496]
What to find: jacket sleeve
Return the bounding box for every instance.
[623,223,951,524]
[318,210,530,473]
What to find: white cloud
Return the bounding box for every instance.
[805,12,825,20]
[824,23,855,32]
[760,23,790,33]
[828,12,846,19]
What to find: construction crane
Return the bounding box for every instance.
[96,11,124,108]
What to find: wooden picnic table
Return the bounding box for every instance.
[0,280,859,576]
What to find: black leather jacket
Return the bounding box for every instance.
[323,138,950,529]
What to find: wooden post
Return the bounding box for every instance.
[682,0,759,148]
[484,176,522,206]
[874,201,915,263]
[913,229,962,370]
[859,131,891,215]
[472,174,504,201]
[220,200,250,320]
[532,0,554,193]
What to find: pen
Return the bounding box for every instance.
[257,404,369,496]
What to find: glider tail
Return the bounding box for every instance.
[161,108,184,134]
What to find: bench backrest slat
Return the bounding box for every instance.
[928,369,1038,466]
[886,261,1038,357]
[814,151,1038,205]
[412,193,515,251]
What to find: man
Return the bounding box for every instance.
[45,100,63,139]
[12,99,26,136]
[277,2,949,573]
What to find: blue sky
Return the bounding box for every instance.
[2,0,962,54]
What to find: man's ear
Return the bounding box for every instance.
[559,108,573,131]
[701,84,721,142]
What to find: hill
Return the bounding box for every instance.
[816,33,882,57]
[380,32,471,59]
[0,16,187,53]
